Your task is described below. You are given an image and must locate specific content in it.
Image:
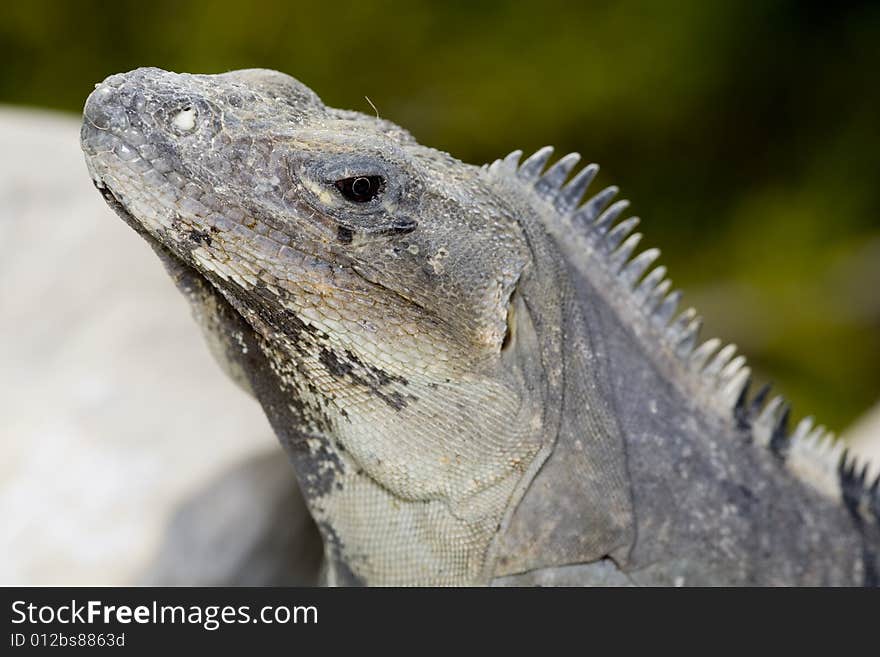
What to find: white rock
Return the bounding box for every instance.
[0,107,280,585]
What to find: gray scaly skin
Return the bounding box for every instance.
[81,68,880,586]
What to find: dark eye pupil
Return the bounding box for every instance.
[336,175,382,202]
[352,177,371,196]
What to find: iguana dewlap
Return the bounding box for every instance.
[81,67,880,586]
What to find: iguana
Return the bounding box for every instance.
[80,67,880,586]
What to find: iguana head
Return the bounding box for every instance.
[81,67,528,373]
[82,68,559,584]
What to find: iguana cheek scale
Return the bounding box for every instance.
[81,67,879,586]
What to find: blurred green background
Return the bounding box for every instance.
[1,0,878,430]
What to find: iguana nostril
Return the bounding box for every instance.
[82,85,115,130]
[82,83,136,135]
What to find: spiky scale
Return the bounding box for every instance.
[652,290,682,328]
[644,279,672,314]
[573,186,619,227]
[620,248,660,290]
[769,403,792,459]
[703,344,737,379]
[674,317,703,358]
[664,307,695,345]
[605,216,641,252]
[792,416,815,443]
[871,477,880,524]
[719,355,747,382]
[839,450,868,517]
[746,383,772,423]
[535,152,581,198]
[502,149,523,171]
[720,366,752,410]
[733,375,753,429]
[608,233,642,273]
[807,424,828,448]
[753,395,785,446]
[796,425,818,450]
[555,163,598,214]
[786,417,817,460]
[518,146,554,181]
[592,199,630,236]
[633,265,666,305]
[821,432,842,458]
[690,337,722,372]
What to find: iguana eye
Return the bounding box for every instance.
[335,175,383,203]
[172,106,196,132]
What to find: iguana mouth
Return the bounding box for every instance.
[92,178,145,239]
[93,176,169,255]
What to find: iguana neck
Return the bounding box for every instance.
[573,265,872,585]
[208,273,554,585]
[159,153,877,587]
[488,166,876,585]
[485,184,637,580]
[206,170,639,585]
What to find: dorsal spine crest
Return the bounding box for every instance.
[489,145,880,520]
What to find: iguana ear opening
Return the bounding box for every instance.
[500,291,518,353]
[498,288,544,385]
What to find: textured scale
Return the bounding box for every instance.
[554,163,598,214]
[535,152,581,198]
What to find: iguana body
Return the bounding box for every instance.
[80,68,880,586]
